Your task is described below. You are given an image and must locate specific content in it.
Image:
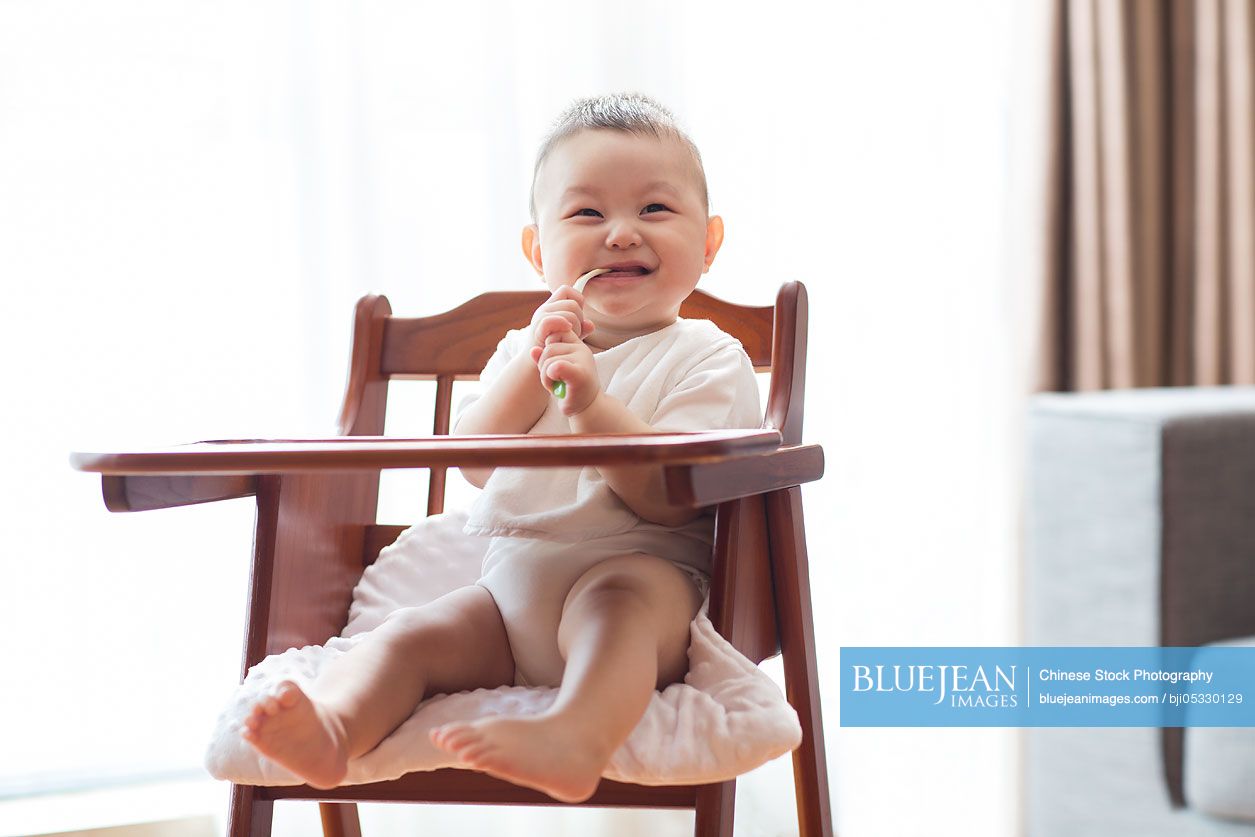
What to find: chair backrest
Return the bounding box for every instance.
[337,285,806,516]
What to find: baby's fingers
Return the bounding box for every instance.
[531,343,561,383]
[536,315,581,346]
[543,287,594,337]
[535,342,579,388]
[549,283,586,307]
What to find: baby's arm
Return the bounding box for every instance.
[453,351,551,488]
[454,286,594,488]
[569,394,705,528]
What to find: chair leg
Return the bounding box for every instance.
[694,780,735,837]
[320,802,363,837]
[227,785,273,837]
[767,487,834,837]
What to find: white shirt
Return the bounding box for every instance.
[459,317,762,545]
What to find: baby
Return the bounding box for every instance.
[240,93,761,803]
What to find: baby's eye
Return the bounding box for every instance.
[642,203,670,214]
[574,208,602,218]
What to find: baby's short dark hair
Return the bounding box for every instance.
[529,93,709,223]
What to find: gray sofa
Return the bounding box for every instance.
[1025,387,1255,835]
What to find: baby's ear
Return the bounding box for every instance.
[703,215,725,272]
[521,225,544,278]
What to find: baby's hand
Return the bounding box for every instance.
[530,316,599,416]
[528,285,594,352]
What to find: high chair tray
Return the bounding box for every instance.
[70,431,823,512]
[69,429,783,475]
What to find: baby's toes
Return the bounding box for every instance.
[429,725,454,746]
[275,682,302,708]
[244,704,265,727]
[461,741,499,765]
[240,712,262,738]
[432,723,474,749]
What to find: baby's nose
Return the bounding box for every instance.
[605,220,642,248]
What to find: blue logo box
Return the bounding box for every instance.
[840,647,1255,727]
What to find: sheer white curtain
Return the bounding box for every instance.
[0,1,1038,834]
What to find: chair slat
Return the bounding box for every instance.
[380,289,776,378]
[382,292,542,378]
[710,494,781,664]
[680,292,775,369]
[363,524,407,566]
[263,770,698,808]
[427,375,455,515]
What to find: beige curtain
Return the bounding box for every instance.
[1038,0,1255,391]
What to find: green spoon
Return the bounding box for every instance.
[552,268,611,398]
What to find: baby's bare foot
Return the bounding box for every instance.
[240,680,348,790]
[429,715,612,803]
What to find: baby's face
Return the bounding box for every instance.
[525,129,722,346]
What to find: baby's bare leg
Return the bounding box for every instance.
[241,584,514,789]
[430,554,701,802]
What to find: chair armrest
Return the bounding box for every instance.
[70,430,781,475]
[663,444,824,506]
[102,474,258,513]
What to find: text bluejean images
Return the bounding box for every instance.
[840,647,1255,727]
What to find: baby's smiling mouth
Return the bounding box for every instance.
[593,262,654,279]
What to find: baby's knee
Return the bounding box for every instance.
[560,554,701,633]
[564,554,662,608]
[558,554,698,686]
[376,589,485,647]
[377,606,446,646]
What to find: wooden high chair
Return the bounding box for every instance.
[71,282,831,837]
